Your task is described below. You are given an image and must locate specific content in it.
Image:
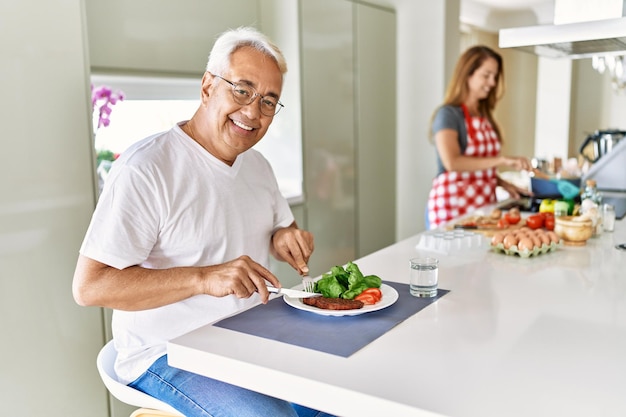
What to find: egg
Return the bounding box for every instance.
[530,234,542,248]
[538,233,551,246]
[547,231,560,243]
[503,234,519,249]
[518,237,534,252]
[491,232,505,246]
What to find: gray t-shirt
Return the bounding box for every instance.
[432,105,467,176]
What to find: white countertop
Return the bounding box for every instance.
[168,217,626,417]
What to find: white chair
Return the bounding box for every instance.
[97,340,184,417]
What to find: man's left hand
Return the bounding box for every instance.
[271,224,314,275]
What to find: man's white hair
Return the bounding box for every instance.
[206,26,287,78]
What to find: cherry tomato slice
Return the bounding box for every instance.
[355,288,382,304]
[355,293,377,305]
[360,288,382,301]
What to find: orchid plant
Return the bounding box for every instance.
[92,84,125,129]
[91,84,124,166]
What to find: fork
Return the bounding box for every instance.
[302,273,315,293]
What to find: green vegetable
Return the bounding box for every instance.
[328,265,350,289]
[363,274,382,289]
[313,262,382,299]
[342,282,369,300]
[315,275,345,298]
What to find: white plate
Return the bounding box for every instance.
[283,283,399,316]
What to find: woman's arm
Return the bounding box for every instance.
[435,129,532,173]
[496,175,532,199]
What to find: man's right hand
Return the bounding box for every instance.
[72,254,281,311]
[200,255,280,304]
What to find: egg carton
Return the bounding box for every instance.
[490,241,561,258]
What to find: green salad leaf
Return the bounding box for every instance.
[314,262,382,299]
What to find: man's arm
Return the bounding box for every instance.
[72,254,281,311]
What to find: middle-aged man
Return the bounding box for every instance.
[73,26,333,417]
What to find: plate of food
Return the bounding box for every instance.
[283,282,399,316]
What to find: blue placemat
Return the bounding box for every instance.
[214,281,449,357]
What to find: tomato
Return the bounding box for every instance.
[544,216,555,231]
[504,213,521,225]
[361,288,382,300]
[355,288,382,305]
[497,218,509,228]
[526,214,544,230]
[355,294,377,305]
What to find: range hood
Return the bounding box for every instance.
[499,0,626,59]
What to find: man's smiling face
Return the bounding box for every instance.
[198,46,283,165]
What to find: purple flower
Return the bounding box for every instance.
[91,84,125,130]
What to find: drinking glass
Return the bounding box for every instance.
[409,257,439,298]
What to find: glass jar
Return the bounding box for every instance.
[603,204,616,232]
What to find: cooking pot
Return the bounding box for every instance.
[579,129,626,163]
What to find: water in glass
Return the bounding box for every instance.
[410,258,438,298]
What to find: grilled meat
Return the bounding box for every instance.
[302,296,364,310]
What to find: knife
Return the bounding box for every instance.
[453,224,478,230]
[267,286,322,298]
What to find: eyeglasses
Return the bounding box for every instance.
[212,74,284,116]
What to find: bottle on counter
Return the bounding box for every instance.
[580,179,603,206]
[580,179,603,236]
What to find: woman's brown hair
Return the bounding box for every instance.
[429,45,505,142]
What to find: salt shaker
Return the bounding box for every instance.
[603,204,616,232]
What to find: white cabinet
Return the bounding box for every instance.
[301,0,397,273]
[0,0,108,415]
[85,0,258,74]
[355,4,397,257]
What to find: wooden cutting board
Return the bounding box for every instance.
[446,215,527,237]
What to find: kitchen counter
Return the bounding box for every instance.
[168,215,626,417]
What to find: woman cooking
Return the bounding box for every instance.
[427,45,532,229]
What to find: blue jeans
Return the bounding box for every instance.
[129,355,335,417]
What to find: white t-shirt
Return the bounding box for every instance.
[80,122,294,384]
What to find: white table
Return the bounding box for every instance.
[168,218,626,417]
